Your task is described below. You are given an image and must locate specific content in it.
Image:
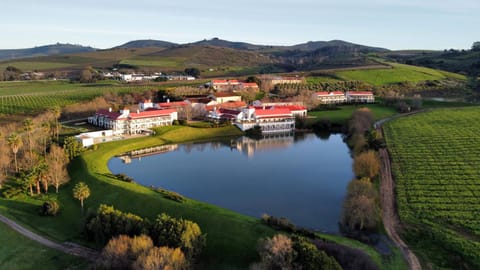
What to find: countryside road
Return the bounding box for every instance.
[0,214,99,262]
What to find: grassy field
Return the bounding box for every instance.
[0,61,76,71]
[0,222,88,269]
[120,58,184,68]
[308,103,398,125]
[383,107,480,269]
[335,63,466,86]
[0,125,406,269]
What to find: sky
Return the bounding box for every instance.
[1,0,478,50]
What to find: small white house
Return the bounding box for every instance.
[75,130,114,147]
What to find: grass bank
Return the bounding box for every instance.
[0,125,406,269]
[308,103,397,126]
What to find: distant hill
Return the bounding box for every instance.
[188,37,270,51]
[383,49,480,75]
[286,40,389,53]
[113,39,178,49]
[0,43,96,61]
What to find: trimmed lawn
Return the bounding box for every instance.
[308,103,397,125]
[0,222,88,270]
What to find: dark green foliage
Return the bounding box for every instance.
[85,204,148,244]
[39,200,60,216]
[63,136,84,161]
[155,188,184,203]
[115,173,135,183]
[150,213,206,260]
[0,180,24,199]
[245,126,262,139]
[184,68,200,77]
[261,214,296,232]
[313,239,379,270]
[292,236,342,270]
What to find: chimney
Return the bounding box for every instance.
[167,98,170,103]
[137,110,140,114]
[109,107,112,112]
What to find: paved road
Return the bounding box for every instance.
[0,214,99,262]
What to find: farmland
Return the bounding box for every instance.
[383,107,480,268]
[335,62,466,86]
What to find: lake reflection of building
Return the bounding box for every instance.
[234,133,295,158]
[119,144,179,164]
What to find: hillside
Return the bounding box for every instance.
[113,39,178,49]
[0,43,96,61]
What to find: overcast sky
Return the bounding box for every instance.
[1,0,478,50]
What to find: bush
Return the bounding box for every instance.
[292,236,342,270]
[155,188,184,203]
[39,200,60,216]
[261,214,296,232]
[313,239,379,270]
[115,173,135,183]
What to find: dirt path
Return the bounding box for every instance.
[379,148,422,270]
[0,214,99,262]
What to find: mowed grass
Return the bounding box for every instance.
[308,103,397,125]
[0,125,404,269]
[0,222,88,270]
[335,63,466,86]
[383,107,480,269]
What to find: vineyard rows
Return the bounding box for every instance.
[384,107,480,267]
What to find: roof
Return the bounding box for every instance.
[218,108,242,116]
[254,105,306,112]
[186,97,212,104]
[241,82,259,88]
[211,79,240,85]
[255,108,293,118]
[211,92,241,98]
[347,91,374,96]
[206,101,246,111]
[128,109,177,119]
[96,109,122,119]
[158,101,188,107]
[316,91,345,96]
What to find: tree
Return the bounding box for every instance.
[7,133,23,173]
[472,41,480,51]
[73,182,90,213]
[133,246,188,270]
[184,68,200,78]
[79,67,94,83]
[40,200,60,216]
[23,118,34,164]
[47,144,70,193]
[342,194,378,231]
[353,150,380,179]
[33,161,49,194]
[257,234,295,269]
[63,136,83,161]
[41,121,51,157]
[96,234,154,270]
[49,106,61,143]
[292,236,342,270]
[348,108,374,136]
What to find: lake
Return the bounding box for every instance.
[108,133,353,233]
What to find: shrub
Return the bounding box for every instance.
[257,234,295,269]
[292,236,342,270]
[353,150,380,179]
[155,188,185,203]
[115,173,135,183]
[96,234,153,270]
[133,246,188,270]
[261,214,296,232]
[313,239,379,270]
[39,200,60,216]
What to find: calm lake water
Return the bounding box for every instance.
[108,133,353,233]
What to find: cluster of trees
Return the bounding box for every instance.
[97,234,188,270]
[0,108,70,195]
[341,108,381,240]
[383,91,423,113]
[252,234,341,270]
[85,205,205,261]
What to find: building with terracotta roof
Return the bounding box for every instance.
[210,79,259,91]
[346,91,375,103]
[88,107,178,135]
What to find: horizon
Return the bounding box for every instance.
[1,0,478,50]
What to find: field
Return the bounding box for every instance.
[308,103,397,125]
[0,80,204,115]
[335,63,466,86]
[383,107,480,268]
[0,125,406,269]
[0,61,76,71]
[0,222,88,269]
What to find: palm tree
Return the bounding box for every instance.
[41,121,51,157]
[7,133,23,173]
[23,118,34,167]
[50,106,61,142]
[73,182,90,213]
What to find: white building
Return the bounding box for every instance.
[88,108,178,135]
[316,91,347,104]
[346,91,375,103]
[74,130,114,147]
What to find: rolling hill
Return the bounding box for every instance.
[0,43,96,61]
[113,39,178,49]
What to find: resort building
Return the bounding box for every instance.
[208,92,242,103]
[316,91,347,104]
[209,106,296,133]
[269,76,303,85]
[210,79,259,91]
[346,91,375,103]
[88,107,178,135]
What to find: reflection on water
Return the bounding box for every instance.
[109,133,353,233]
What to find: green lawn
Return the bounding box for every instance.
[308,103,398,125]
[120,58,184,68]
[335,63,465,86]
[0,222,88,270]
